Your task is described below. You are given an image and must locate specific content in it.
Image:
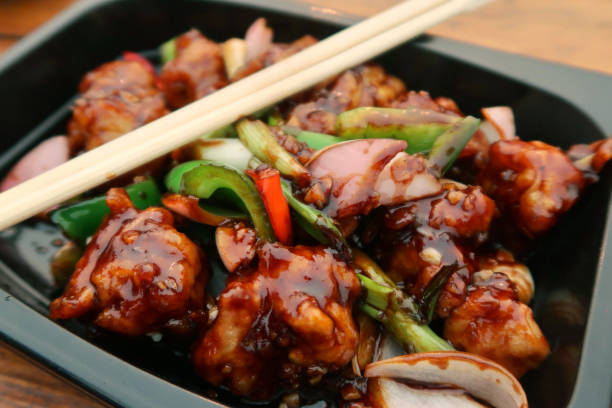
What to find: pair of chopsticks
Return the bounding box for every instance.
[0,0,490,230]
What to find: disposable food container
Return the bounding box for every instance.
[0,1,610,407]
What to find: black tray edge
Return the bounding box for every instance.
[0,1,611,407]
[0,289,225,408]
[412,35,612,135]
[566,198,612,407]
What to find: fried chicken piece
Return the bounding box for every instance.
[474,249,534,304]
[390,90,459,115]
[193,239,360,398]
[444,273,550,378]
[566,137,612,183]
[477,140,586,237]
[49,188,207,336]
[383,231,473,319]
[67,59,169,151]
[375,182,496,317]
[232,34,318,81]
[159,29,227,109]
[286,64,406,134]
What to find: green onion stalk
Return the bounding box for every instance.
[159,37,177,64]
[353,249,453,353]
[281,181,350,259]
[427,116,480,175]
[245,154,350,258]
[236,119,310,185]
[281,126,342,150]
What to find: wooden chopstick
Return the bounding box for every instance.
[0,0,490,230]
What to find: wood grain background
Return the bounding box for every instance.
[0,0,610,407]
[1,0,611,74]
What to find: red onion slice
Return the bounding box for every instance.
[1,136,70,192]
[365,352,527,408]
[370,378,488,408]
[375,152,441,206]
[245,18,273,61]
[481,107,516,140]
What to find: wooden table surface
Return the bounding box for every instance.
[0,0,610,407]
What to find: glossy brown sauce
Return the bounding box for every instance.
[444,273,550,378]
[307,139,406,218]
[478,140,585,236]
[49,188,207,336]
[67,60,168,152]
[159,29,227,109]
[374,183,495,317]
[286,65,406,134]
[215,225,257,273]
[271,126,316,165]
[475,249,534,304]
[192,241,360,398]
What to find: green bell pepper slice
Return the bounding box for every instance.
[50,178,162,246]
[165,161,275,241]
[336,107,461,154]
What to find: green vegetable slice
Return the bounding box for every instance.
[50,178,162,246]
[336,107,461,154]
[166,160,275,241]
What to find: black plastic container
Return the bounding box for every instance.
[0,1,611,407]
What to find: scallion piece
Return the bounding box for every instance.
[159,37,177,64]
[427,116,480,175]
[237,119,310,184]
[353,250,453,353]
[281,126,341,150]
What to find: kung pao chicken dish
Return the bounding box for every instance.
[3,18,611,408]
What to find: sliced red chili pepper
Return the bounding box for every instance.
[246,167,293,245]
